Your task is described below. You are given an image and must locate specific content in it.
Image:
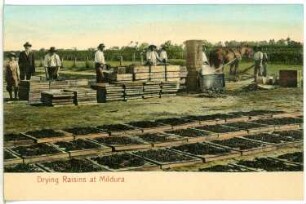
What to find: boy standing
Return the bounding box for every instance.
[5,53,20,100]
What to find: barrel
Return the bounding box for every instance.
[185,40,203,70]
[199,74,225,92]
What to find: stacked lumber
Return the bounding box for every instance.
[132,66,151,81]
[66,79,89,87]
[108,73,133,82]
[121,82,144,101]
[41,90,75,106]
[64,88,96,105]
[93,83,124,103]
[49,80,70,88]
[129,65,183,83]
[143,81,161,99]
[160,81,180,97]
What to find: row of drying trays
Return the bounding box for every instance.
[4,110,303,172]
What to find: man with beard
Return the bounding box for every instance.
[18,42,35,80]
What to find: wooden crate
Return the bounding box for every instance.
[279,70,302,88]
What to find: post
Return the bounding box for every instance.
[133,53,136,63]
[120,56,123,66]
[140,55,143,65]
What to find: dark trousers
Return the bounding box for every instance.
[20,71,32,80]
[47,67,58,80]
[95,63,106,83]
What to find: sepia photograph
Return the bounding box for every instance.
[2,1,304,201]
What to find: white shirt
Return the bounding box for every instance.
[160,50,168,61]
[95,50,105,64]
[254,51,264,61]
[146,50,159,65]
[44,53,61,67]
[202,52,208,64]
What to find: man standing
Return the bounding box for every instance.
[253,46,263,83]
[159,46,168,64]
[18,42,35,80]
[5,53,20,100]
[94,43,107,83]
[262,48,269,77]
[44,47,61,80]
[146,45,159,66]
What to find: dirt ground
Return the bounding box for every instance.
[4,79,303,133]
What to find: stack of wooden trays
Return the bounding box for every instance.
[132,66,151,81]
[179,66,188,91]
[121,82,144,101]
[64,88,97,105]
[18,81,50,103]
[93,83,124,103]
[143,81,161,99]
[160,81,180,97]
[41,89,76,106]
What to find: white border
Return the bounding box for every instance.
[2,0,305,204]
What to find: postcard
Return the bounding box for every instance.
[2,1,304,202]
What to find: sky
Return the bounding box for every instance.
[3,4,304,50]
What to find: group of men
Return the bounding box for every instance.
[5,42,62,100]
[145,45,168,66]
[94,43,168,83]
[5,41,269,100]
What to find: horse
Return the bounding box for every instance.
[209,46,253,76]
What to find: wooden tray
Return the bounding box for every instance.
[246,125,276,134]
[73,133,109,140]
[4,133,36,147]
[53,140,113,158]
[170,147,240,163]
[132,149,202,169]
[36,158,110,172]
[217,130,248,140]
[274,124,301,131]
[87,153,160,172]
[4,149,24,166]
[12,143,70,164]
[138,125,173,134]
[109,143,152,152]
[206,140,276,156]
[22,130,74,143]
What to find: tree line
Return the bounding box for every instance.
[4,38,303,65]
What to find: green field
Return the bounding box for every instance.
[4,62,303,133]
[33,61,303,80]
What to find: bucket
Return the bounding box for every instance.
[199,74,225,92]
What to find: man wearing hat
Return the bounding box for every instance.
[159,46,168,64]
[44,47,62,80]
[5,53,20,100]
[146,45,159,66]
[253,46,264,83]
[94,43,107,83]
[18,42,35,80]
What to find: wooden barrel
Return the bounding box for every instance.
[185,40,203,70]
